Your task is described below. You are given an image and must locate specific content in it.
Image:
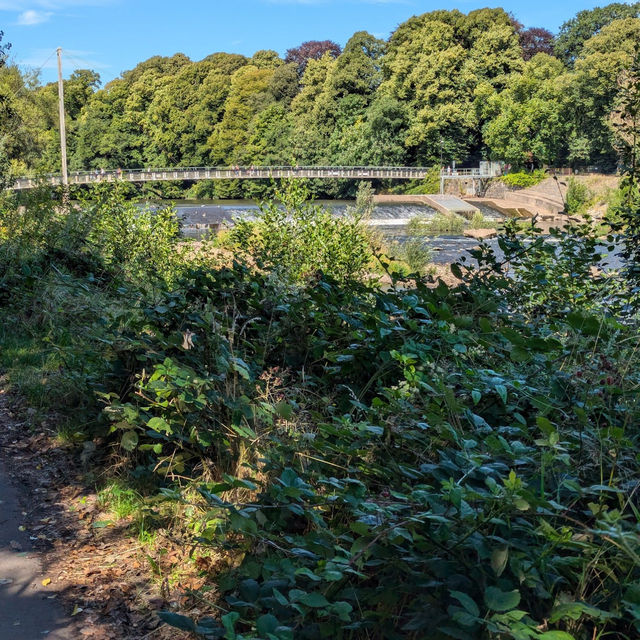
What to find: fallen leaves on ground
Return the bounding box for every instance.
[0,389,192,640]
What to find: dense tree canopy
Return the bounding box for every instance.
[3,3,640,195]
[518,27,555,60]
[555,2,640,65]
[285,40,341,76]
[0,30,12,187]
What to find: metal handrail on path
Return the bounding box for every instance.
[10,165,502,191]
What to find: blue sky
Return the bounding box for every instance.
[1,0,609,85]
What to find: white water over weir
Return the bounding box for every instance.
[10,165,502,191]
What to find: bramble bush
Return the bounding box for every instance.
[0,184,182,427]
[2,176,640,640]
[99,232,640,639]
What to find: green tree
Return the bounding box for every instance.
[334,96,408,166]
[0,30,12,188]
[381,9,522,164]
[483,54,568,166]
[555,2,640,65]
[289,53,336,166]
[569,18,640,169]
[608,47,640,286]
[208,64,275,165]
[311,31,386,194]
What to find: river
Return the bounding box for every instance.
[164,199,504,265]
[157,199,622,269]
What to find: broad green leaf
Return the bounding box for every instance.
[275,401,293,420]
[322,570,344,582]
[510,346,530,362]
[295,567,321,582]
[566,312,601,336]
[230,357,251,379]
[491,547,509,577]
[256,614,279,636]
[330,601,353,621]
[239,578,260,602]
[500,327,527,345]
[452,611,479,627]
[272,587,289,606]
[536,416,555,436]
[157,611,196,632]
[120,430,138,451]
[298,592,330,608]
[478,317,493,333]
[450,590,480,617]
[147,417,172,434]
[484,586,520,612]
[221,612,239,639]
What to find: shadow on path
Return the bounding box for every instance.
[0,389,188,640]
[0,461,76,639]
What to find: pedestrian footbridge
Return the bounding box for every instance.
[10,165,501,191]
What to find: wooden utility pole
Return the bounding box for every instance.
[56,47,68,186]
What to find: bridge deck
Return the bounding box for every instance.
[11,165,501,191]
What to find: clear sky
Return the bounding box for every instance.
[1,0,609,86]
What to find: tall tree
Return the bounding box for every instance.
[285,40,341,77]
[519,27,555,60]
[381,8,522,164]
[569,17,640,169]
[483,54,568,166]
[289,52,335,167]
[555,2,640,65]
[334,96,409,166]
[0,30,12,187]
[608,48,640,284]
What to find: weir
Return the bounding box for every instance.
[421,194,479,216]
[373,193,479,217]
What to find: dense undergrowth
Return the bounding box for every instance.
[1,176,640,640]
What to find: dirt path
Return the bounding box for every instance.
[0,465,76,639]
[0,388,189,640]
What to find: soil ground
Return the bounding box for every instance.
[0,387,191,640]
[0,459,76,639]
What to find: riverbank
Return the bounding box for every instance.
[2,183,638,638]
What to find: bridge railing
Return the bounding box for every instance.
[14,165,432,178]
[11,165,501,190]
[440,168,494,177]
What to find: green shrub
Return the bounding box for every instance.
[84,183,181,283]
[410,212,466,235]
[4,183,640,640]
[501,169,547,189]
[0,183,182,434]
[402,165,441,194]
[469,211,494,229]
[225,180,372,283]
[394,238,432,274]
[101,254,640,640]
[565,177,593,215]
